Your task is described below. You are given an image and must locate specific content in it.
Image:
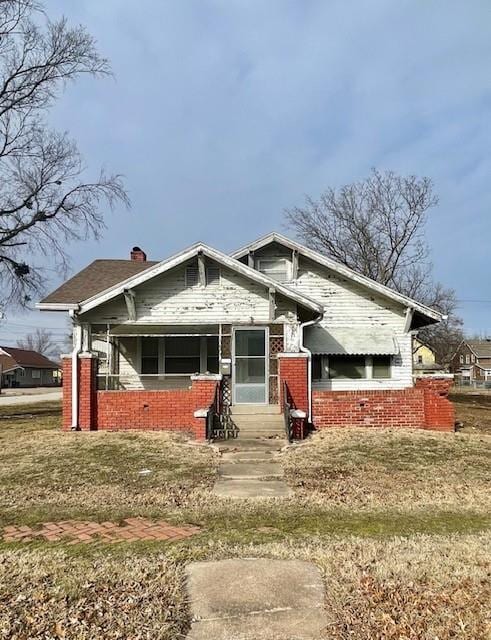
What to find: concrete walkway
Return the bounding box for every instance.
[0,389,61,405]
[186,558,327,639]
[213,438,292,498]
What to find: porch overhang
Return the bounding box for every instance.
[304,326,399,356]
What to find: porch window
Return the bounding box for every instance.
[141,338,159,374]
[165,337,201,374]
[206,336,219,373]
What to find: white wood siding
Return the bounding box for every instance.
[240,248,412,389]
[81,261,297,326]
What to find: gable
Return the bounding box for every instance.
[231,233,442,327]
[80,257,299,325]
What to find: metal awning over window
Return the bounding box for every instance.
[304,326,399,355]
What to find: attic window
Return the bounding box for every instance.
[258,258,289,283]
[185,265,220,287]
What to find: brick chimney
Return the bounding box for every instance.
[130,246,146,262]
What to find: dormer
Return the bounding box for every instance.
[234,239,298,283]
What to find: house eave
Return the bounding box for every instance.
[73,242,323,316]
[231,232,443,325]
[36,302,80,312]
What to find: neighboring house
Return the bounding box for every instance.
[0,346,60,388]
[449,339,491,383]
[412,338,443,375]
[37,233,454,436]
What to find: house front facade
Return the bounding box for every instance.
[449,339,491,384]
[0,346,60,388]
[37,233,455,437]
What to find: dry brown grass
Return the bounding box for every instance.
[0,413,218,526]
[451,390,491,433]
[1,534,489,639]
[0,549,188,639]
[282,428,491,513]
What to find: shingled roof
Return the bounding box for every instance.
[39,259,159,305]
[0,346,59,370]
[466,340,491,358]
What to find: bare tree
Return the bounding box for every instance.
[17,326,56,356]
[285,169,462,364]
[0,0,129,307]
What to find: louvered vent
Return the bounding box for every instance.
[185,265,220,286]
[206,266,220,285]
[185,265,199,286]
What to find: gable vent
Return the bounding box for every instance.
[185,265,199,287]
[185,265,220,287]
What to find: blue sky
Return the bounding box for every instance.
[2,0,491,348]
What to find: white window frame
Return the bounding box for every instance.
[257,257,290,283]
[312,355,392,381]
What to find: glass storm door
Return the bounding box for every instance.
[233,328,268,404]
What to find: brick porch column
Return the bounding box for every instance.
[191,373,222,439]
[278,353,309,415]
[415,376,455,432]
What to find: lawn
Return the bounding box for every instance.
[0,401,490,639]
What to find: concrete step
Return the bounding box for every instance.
[221,450,278,462]
[213,478,293,498]
[216,438,286,452]
[219,462,283,479]
[231,404,281,415]
[237,431,285,439]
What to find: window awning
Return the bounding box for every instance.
[304,326,399,355]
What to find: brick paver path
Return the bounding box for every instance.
[3,517,200,544]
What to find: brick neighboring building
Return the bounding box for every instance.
[37,233,455,436]
[449,339,491,384]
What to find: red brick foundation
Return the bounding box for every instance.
[312,377,455,432]
[62,356,218,439]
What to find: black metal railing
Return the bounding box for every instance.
[206,377,238,441]
[282,381,294,443]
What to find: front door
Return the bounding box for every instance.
[233,327,268,404]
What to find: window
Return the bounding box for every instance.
[141,338,159,374]
[164,337,200,374]
[19,368,25,378]
[466,355,470,364]
[185,265,220,286]
[329,356,366,379]
[460,355,464,364]
[372,356,391,379]
[312,355,392,380]
[312,355,323,380]
[32,369,41,379]
[258,258,289,283]
[206,336,219,373]
[417,355,423,364]
[471,354,476,363]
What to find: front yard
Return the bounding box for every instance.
[0,401,490,639]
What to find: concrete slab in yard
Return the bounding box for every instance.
[186,558,326,639]
[213,478,292,498]
[219,462,283,479]
[221,451,277,462]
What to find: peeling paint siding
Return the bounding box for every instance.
[292,257,412,390]
[81,265,297,325]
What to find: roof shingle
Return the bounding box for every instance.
[39,259,159,305]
